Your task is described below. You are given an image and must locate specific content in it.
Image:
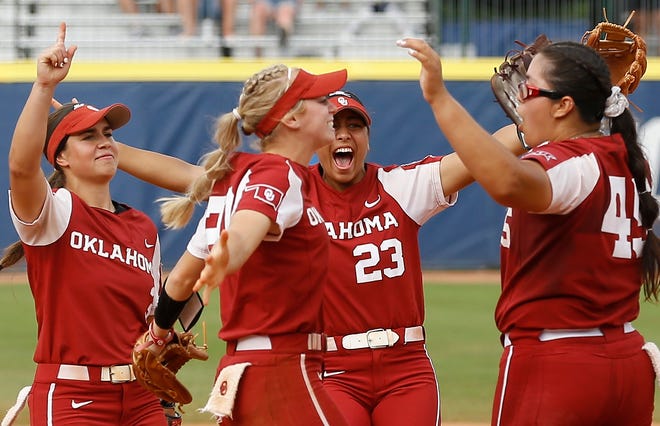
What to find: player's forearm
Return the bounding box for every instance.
[116,142,202,193]
[224,210,272,274]
[10,83,56,174]
[437,124,524,195]
[431,94,527,201]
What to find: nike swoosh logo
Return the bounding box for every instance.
[364,195,381,208]
[71,400,93,409]
[144,239,155,249]
[322,370,346,378]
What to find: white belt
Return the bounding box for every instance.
[57,364,136,383]
[236,335,274,351]
[503,322,635,347]
[326,326,425,351]
[234,333,323,351]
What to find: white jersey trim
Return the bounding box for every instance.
[186,160,305,258]
[268,160,303,241]
[187,212,211,260]
[542,153,600,215]
[8,177,72,246]
[378,160,456,225]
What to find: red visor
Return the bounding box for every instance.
[254,68,347,138]
[328,90,371,126]
[46,103,131,165]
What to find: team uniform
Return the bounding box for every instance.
[492,134,656,426]
[9,180,165,426]
[186,152,347,425]
[311,156,456,426]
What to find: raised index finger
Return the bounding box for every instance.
[56,22,66,46]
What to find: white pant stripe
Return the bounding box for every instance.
[496,346,514,426]
[299,354,330,426]
[47,382,56,426]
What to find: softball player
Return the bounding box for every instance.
[311,91,448,425]
[145,65,349,425]
[5,23,166,425]
[401,38,659,425]
[312,91,523,426]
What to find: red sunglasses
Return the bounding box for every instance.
[518,81,563,101]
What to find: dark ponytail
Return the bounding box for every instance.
[612,111,660,301]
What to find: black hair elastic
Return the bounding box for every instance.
[154,279,191,330]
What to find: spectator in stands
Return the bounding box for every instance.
[249,0,298,57]
[220,0,238,57]
[119,0,236,56]
[341,1,414,42]
[118,0,197,37]
[159,0,198,37]
[196,0,238,56]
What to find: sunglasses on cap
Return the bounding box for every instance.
[518,81,563,101]
[329,90,366,104]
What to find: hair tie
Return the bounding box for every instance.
[232,108,242,121]
[604,86,628,118]
[599,86,629,135]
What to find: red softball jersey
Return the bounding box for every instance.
[309,155,456,337]
[497,133,646,333]
[186,152,329,340]
[9,182,161,366]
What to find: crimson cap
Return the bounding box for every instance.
[45,102,131,166]
[255,68,347,138]
[328,90,371,126]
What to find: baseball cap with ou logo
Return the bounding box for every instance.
[254,67,348,138]
[328,90,372,126]
[45,102,131,166]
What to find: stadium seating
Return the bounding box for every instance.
[0,0,431,60]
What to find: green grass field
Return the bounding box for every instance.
[1,278,659,425]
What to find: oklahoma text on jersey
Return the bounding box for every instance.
[324,212,399,240]
[69,230,153,274]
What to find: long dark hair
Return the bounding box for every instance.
[541,41,659,302]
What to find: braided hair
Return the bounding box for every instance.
[159,64,306,229]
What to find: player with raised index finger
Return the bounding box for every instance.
[2,22,167,425]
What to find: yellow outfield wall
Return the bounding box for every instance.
[2,57,659,82]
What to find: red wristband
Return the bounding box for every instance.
[149,322,173,347]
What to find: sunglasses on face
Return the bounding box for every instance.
[518,81,563,101]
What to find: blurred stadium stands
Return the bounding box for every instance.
[0,0,657,60]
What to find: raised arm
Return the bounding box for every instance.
[398,38,551,211]
[9,22,77,221]
[438,124,523,196]
[116,142,203,193]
